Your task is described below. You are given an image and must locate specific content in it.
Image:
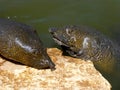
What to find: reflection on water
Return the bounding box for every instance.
[0,0,120,89]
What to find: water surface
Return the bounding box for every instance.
[0,0,120,47]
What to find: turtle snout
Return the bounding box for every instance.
[48,27,57,34]
[43,58,56,70]
[48,60,56,71]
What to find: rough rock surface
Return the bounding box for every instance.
[0,48,111,90]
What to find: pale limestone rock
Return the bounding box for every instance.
[0,48,111,90]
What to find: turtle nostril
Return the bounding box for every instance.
[48,27,57,33]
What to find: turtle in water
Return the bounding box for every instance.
[49,25,120,89]
[0,18,55,70]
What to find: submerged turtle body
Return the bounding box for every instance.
[0,18,55,70]
[49,25,120,74]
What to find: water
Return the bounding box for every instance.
[0,0,120,89]
[0,0,120,47]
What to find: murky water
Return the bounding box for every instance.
[0,0,120,89]
[0,0,120,47]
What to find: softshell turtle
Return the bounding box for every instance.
[49,25,120,89]
[49,25,120,73]
[0,18,55,70]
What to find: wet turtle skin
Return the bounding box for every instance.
[49,25,120,89]
[0,18,55,70]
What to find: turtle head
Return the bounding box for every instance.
[40,48,56,70]
[14,37,55,70]
[49,25,100,60]
[30,48,56,70]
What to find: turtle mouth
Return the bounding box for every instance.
[52,36,68,47]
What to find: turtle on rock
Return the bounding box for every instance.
[0,18,55,70]
[49,25,120,89]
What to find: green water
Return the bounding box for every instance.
[0,0,120,47]
[0,0,120,89]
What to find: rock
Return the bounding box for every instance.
[0,48,111,90]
